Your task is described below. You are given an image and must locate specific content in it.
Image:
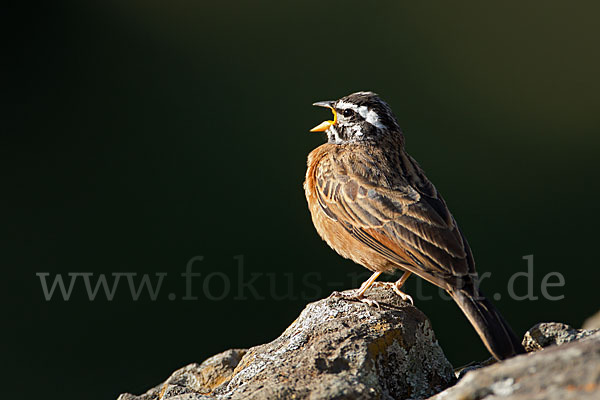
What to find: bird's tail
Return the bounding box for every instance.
[448,288,525,360]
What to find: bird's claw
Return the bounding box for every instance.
[358,297,381,308]
[328,290,381,308]
[393,289,413,305]
[371,282,414,305]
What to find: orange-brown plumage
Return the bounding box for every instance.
[304,91,524,360]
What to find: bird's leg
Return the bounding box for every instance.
[355,271,382,297]
[371,271,413,304]
[393,271,413,304]
[329,271,382,307]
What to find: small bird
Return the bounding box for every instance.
[304,91,524,360]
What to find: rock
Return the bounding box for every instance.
[117,349,247,400]
[117,287,456,400]
[453,358,496,381]
[583,310,600,330]
[429,327,600,400]
[522,322,600,352]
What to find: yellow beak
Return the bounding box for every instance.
[310,101,337,132]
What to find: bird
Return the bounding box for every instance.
[303,91,525,360]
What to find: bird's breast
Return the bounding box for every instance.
[304,145,396,273]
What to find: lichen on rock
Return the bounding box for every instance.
[118,287,455,400]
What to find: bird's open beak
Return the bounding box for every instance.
[310,101,337,132]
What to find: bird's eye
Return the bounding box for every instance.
[342,109,354,118]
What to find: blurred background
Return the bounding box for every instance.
[4,1,600,399]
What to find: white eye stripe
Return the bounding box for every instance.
[336,101,384,129]
[357,106,370,121]
[362,107,384,129]
[336,101,358,111]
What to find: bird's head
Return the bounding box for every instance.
[310,91,401,145]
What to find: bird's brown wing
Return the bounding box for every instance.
[315,161,471,285]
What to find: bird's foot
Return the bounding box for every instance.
[370,282,414,305]
[328,290,380,308]
[328,290,342,299]
[357,296,381,308]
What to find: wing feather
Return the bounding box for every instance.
[314,155,471,280]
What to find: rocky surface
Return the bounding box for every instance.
[522,321,599,352]
[118,298,600,400]
[429,327,600,400]
[118,287,455,400]
[118,349,248,400]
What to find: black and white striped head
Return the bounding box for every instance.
[310,91,400,144]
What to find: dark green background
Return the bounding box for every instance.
[5,1,600,399]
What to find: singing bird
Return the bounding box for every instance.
[304,91,524,360]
